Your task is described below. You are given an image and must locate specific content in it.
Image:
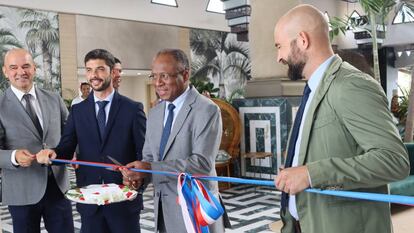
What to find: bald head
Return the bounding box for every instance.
[275,4,330,45]
[274,4,334,80]
[4,48,34,65]
[2,48,36,92]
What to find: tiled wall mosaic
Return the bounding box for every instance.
[232,97,301,179]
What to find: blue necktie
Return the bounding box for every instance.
[281,84,311,213]
[159,103,176,160]
[97,100,109,141]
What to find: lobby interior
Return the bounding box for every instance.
[0,0,414,232]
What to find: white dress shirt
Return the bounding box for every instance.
[163,86,190,127]
[71,96,85,106]
[10,85,44,165]
[93,90,115,125]
[289,55,335,220]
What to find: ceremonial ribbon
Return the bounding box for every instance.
[51,158,414,230]
[177,173,224,233]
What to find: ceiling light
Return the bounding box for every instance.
[151,0,177,7]
[207,0,225,13]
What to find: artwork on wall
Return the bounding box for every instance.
[190,28,251,102]
[0,5,61,93]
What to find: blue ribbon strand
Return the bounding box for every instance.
[51,159,414,206]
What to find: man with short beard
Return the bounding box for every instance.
[273,4,409,233]
[36,49,146,233]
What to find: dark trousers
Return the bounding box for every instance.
[8,175,74,233]
[80,205,141,233]
[157,201,166,233]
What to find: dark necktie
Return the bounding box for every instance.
[97,100,109,141]
[280,84,311,213]
[159,103,176,160]
[23,94,43,138]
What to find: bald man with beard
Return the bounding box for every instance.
[273,4,409,233]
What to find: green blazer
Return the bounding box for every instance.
[281,55,410,233]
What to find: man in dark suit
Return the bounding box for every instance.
[0,48,74,233]
[37,49,146,233]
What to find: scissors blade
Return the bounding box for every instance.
[107,155,124,166]
[106,155,124,172]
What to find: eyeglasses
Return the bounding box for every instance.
[148,72,182,82]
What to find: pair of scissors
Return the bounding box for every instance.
[107,156,139,189]
[107,155,125,169]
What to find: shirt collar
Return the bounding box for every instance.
[166,85,190,107]
[93,90,115,103]
[307,55,335,92]
[11,85,37,101]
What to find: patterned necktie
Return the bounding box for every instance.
[159,103,176,160]
[97,100,109,141]
[280,84,311,213]
[23,94,43,138]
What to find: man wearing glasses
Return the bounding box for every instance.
[121,48,226,233]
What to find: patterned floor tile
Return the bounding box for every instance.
[1,168,280,232]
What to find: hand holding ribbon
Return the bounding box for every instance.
[36,149,57,165]
[119,161,151,189]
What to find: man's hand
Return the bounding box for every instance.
[120,161,151,189]
[274,165,310,195]
[15,149,36,167]
[36,149,57,165]
[71,153,79,169]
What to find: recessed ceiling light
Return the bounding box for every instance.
[151,0,177,7]
[207,0,225,14]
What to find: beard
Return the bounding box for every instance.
[91,77,111,92]
[287,61,306,81]
[286,39,307,81]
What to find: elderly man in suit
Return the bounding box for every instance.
[121,48,225,233]
[273,4,410,233]
[0,48,73,232]
[36,49,146,233]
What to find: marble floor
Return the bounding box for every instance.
[0,168,281,233]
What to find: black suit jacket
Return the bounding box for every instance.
[55,91,146,216]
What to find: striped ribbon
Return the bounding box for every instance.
[177,173,224,233]
[51,159,414,209]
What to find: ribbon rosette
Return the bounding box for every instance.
[177,173,224,233]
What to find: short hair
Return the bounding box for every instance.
[155,48,189,71]
[80,82,90,89]
[114,57,121,64]
[84,49,115,70]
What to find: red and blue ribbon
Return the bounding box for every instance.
[177,173,224,233]
[51,158,414,231]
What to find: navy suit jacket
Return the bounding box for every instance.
[55,91,146,216]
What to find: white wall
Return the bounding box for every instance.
[76,15,190,71]
[0,0,228,31]
[118,75,150,113]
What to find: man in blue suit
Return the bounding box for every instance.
[37,49,146,233]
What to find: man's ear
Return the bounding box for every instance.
[2,67,7,80]
[182,69,190,82]
[298,31,310,50]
